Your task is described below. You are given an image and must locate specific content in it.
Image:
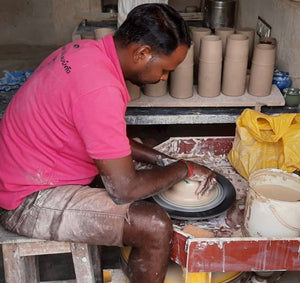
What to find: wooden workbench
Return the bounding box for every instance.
[146,137,300,281]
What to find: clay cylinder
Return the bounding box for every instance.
[198,36,222,97]
[222,34,249,96]
[248,44,276,96]
[191,27,212,64]
[259,37,277,47]
[236,27,255,63]
[199,35,223,62]
[143,80,168,97]
[126,80,141,101]
[94,27,115,39]
[170,43,194,99]
[215,27,235,58]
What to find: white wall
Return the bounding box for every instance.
[237,0,300,87]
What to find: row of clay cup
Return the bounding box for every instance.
[127,42,195,100]
[198,33,276,97]
[191,26,255,67]
[198,33,250,97]
[127,35,275,100]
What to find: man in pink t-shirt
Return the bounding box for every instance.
[0,4,216,282]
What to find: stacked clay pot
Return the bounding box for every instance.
[198,35,222,97]
[236,27,255,65]
[191,27,212,79]
[143,80,168,97]
[222,34,249,96]
[126,80,141,101]
[248,43,276,96]
[169,42,194,99]
[215,27,234,58]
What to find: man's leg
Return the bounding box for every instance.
[122,201,173,283]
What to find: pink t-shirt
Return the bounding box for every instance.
[0,35,131,210]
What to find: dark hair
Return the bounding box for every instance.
[114,3,191,55]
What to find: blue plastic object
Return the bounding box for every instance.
[272,70,292,93]
[0,70,34,92]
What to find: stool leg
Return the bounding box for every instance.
[2,243,39,283]
[71,243,96,283]
[90,245,103,283]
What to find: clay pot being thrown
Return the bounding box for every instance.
[160,179,221,209]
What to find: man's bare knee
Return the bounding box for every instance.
[123,201,173,247]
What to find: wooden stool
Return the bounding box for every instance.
[0,225,102,283]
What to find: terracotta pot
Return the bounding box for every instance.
[94,27,115,39]
[198,60,222,97]
[126,80,141,101]
[215,27,235,57]
[143,80,168,97]
[236,27,255,63]
[225,34,249,60]
[199,35,222,63]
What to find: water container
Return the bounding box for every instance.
[204,0,237,29]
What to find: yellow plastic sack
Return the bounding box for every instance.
[228,109,300,179]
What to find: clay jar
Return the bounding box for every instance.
[143,80,168,97]
[126,80,141,101]
[215,27,235,58]
[236,27,255,64]
[222,34,249,96]
[248,43,276,96]
[169,42,194,99]
[94,27,115,39]
[198,35,222,97]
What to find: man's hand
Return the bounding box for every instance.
[182,160,217,197]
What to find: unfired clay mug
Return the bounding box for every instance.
[126,80,141,101]
[248,44,276,96]
[170,43,194,99]
[222,34,249,96]
[143,80,168,97]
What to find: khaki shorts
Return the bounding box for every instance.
[0,185,131,246]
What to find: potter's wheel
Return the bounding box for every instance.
[151,173,236,220]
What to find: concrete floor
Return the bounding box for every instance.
[0,45,299,282]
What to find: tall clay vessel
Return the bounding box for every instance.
[198,35,222,97]
[170,43,194,99]
[248,43,276,96]
[222,34,249,96]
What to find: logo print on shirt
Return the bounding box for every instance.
[60,54,72,74]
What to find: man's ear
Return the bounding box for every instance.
[133,45,152,64]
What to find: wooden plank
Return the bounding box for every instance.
[128,85,284,108]
[185,237,300,272]
[18,241,71,256]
